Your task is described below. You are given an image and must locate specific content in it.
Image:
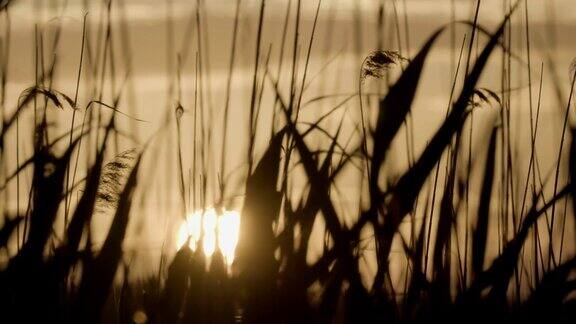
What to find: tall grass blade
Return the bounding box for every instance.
[74,153,143,323]
[472,126,498,277]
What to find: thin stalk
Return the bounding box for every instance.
[424,35,467,277]
[64,14,87,220]
[270,0,292,138]
[247,0,266,174]
[220,0,241,197]
[548,64,576,268]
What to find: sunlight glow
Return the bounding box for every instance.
[176,208,241,266]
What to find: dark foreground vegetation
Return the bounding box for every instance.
[1,0,576,323]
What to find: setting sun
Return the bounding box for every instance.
[176,208,241,266]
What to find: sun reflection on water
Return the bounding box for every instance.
[176,208,240,266]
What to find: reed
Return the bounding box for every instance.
[0,0,575,323]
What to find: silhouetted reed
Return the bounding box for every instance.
[0,0,575,323]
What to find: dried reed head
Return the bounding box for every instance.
[361,50,407,82]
